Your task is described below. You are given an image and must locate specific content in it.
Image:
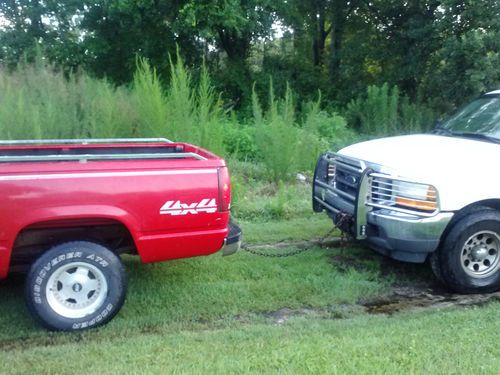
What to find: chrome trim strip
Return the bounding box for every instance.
[0,152,207,163]
[366,202,438,217]
[0,138,173,145]
[355,170,371,240]
[0,169,218,181]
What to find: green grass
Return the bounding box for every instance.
[0,244,383,341]
[1,217,499,373]
[2,304,500,373]
[241,215,334,243]
[231,177,318,222]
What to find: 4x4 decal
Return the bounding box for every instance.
[160,198,217,215]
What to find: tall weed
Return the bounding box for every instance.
[196,64,226,156]
[0,61,134,139]
[133,58,168,138]
[0,56,229,154]
[166,54,196,142]
[253,82,299,182]
[345,83,434,136]
[297,95,356,170]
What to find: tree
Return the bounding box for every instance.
[0,0,85,68]
[421,0,500,110]
[179,0,276,105]
[81,0,199,84]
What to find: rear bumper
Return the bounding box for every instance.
[222,220,242,256]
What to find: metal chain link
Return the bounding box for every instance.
[242,245,311,258]
[243,213,352,258]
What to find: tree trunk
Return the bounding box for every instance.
[216,28,252,107]
[28,0,45,39]
[329,22,342,82]
[329,0,350,83]
[312,9,328,66]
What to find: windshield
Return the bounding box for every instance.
[439,95,500,139]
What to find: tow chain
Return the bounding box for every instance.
[242,213,352,258]
[243,245,314,258]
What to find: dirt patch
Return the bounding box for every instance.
[360,287,500,315]
[264,287,500,325]
[263,239,500,321]
[265,304,366,325]
[244,237,345,252]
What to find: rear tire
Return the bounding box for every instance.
[25,241,127,331]
[436,210,500,293]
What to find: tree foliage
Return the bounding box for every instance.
[1,0,500,112]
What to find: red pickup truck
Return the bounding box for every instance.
[0,138,241,331]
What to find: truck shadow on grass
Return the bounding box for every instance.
[329,246,435,288]
[327,244,500,316]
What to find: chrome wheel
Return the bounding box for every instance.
[46,262,108,319]
[460,231,500,278]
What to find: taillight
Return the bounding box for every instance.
[218,166,231,211]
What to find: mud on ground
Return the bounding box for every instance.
[246,238,500,323]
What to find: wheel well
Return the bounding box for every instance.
[10,219,136,273]
[439,200,500,247]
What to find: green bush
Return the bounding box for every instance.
[253,82,299,182]
[196,64,226,156]
[0,58,357,201]
[0,61,133,139]
[133,55,227,155]
[224,123,258,161]
[231,179,313,221]
[297,96,357,170]
[132,58,168,138]
[0,56,229,157]
[345,83,435,136]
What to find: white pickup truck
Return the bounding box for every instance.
[313,90,500,293]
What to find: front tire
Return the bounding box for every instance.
[25,241,127,331]
[436,210,500,293]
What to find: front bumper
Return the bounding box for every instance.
[313,154,454,263]
[221,220,242,256]
[365,210,453,262]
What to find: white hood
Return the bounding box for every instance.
[338,134,500,211]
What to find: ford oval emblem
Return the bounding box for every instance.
[346,175,357,184]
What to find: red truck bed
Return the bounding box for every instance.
[0,138,235,279]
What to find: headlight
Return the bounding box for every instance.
[394,181,438,212]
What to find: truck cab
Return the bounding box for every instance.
[313,90,500,293]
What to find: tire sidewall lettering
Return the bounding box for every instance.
[71,303,114,330]
[32,251,85,305]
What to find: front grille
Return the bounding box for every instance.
[370,175,396,207]
[328,156,364,206]
[367,173,438,217]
